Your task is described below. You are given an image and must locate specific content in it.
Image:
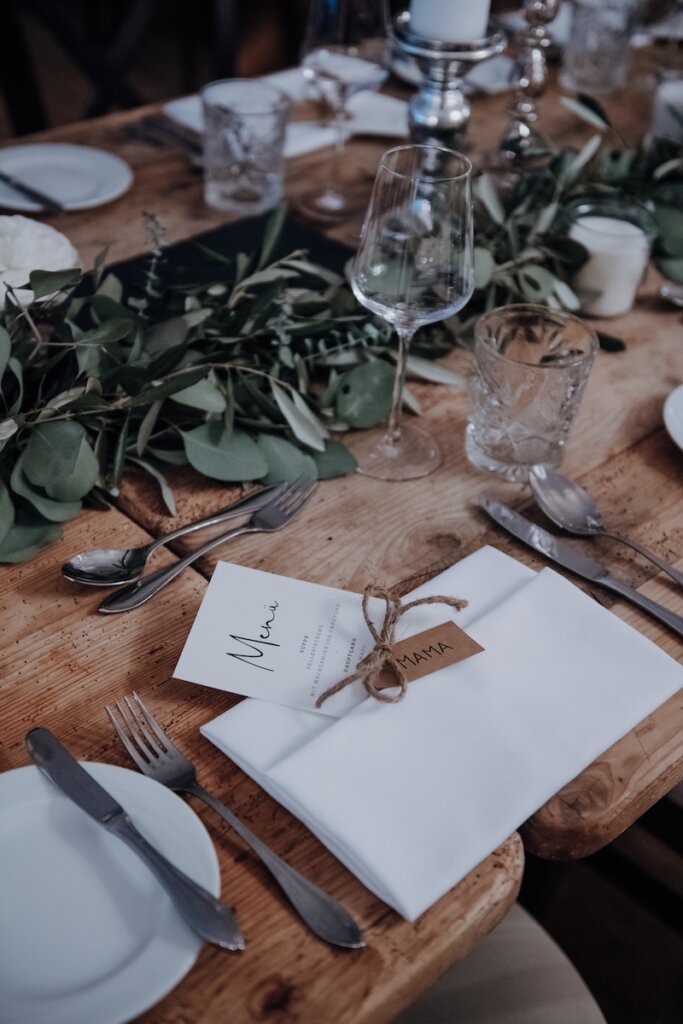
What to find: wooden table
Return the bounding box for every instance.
[1,51,682,1023]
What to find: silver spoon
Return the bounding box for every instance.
[62,483,284,586]
[529,466,683,587]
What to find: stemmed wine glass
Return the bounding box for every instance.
[350,144,474,481]
[298,0,388,221]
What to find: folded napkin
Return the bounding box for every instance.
[201,546,683,921]
[164,68,408,161]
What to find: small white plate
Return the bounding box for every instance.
[664,384,683,453]
[0,144,133,212]
[0,762,220,1024]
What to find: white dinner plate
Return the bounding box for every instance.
[663,384,683,453]
[0,144,133,212]
[0,762,220,1024]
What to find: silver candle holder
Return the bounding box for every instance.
[391,12,506,149]
[499,0,561,159]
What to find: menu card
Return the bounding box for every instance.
[174,562,479,717]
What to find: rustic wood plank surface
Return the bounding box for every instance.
[1,46,681,1023]
[0,506,523,1024]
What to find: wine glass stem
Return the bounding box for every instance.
[326,104,347,197]
[386,327,414,445]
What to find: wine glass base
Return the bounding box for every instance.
[293,186,365,224]
[351,424,442,481]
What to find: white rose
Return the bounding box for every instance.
[0,215,81,306]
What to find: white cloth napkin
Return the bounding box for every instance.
[164,68,408,161]
[201,547,683,921]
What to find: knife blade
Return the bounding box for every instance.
[0,169,65,215]
[26,727,244,951]
[480,496,683,639]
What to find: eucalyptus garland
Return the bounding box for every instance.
[450,94,683,351]
[0,95,681,564]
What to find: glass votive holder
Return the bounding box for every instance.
[560,0,639,96]
[201,79,289,216]
[465,304,598,481]
[566,198,655,318]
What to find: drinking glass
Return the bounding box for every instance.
[350,144,474,481]
[202,79,289,215]
[465,304,598,481]
[298,0,389,221]
[560,0,641,96]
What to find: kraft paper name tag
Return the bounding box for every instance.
[375,621,484,690]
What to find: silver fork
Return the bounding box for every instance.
[98,477,317,614]
[107,693,364,949]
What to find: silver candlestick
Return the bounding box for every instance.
[500,0,561,159]
[391,12,506,149]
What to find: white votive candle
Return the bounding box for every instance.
[409,0,491,43]
[651,79,683,142]
[569,215,651,318]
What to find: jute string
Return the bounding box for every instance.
[315,584,468,709]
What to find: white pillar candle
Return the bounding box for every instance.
[651,79,683,142]
[409,0,491,43]
[569,215,651,318]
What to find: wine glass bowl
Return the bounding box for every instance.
[349,144,474,480]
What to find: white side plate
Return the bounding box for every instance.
[0,762,220,1024]
[664,383,683,453]
[0,144,133,212]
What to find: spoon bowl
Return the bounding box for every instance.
[529,465,683,587]
[63,546,153,586]
[529,465,604,535]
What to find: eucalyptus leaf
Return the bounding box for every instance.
[654,206,683,257]
[96,271,122,302]
[136,400,162,457]
[129,456,177,515]
[474,247,495,289]
[312,440,358,479]
[271,381,326,451]
[171,377,227,413]
[553,278,581,311]
[518,265,556,301]
[79,317,135,345]
[181,423,268,481]
[0,478,15,545]
[474,174,505,225]
[656,255,683,283]
[0,518,63,563]
[0,324,10,379]
[10,458,81,521]
[256,203,287,270]
[404,353,466,387]
[45,436,99,501]
[257,434,317,484]
[29,268,82,300]
[335,360,395,429]
[561,95,610,131]
[23,420,85,487]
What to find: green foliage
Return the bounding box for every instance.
[2,205,428,562]
[452,124,683,351]
[1,117,680,567]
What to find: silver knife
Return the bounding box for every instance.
[0,169,65,215]
[25,727,244,952]
[480,496,683,639]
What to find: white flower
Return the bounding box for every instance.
[0,215,80,306]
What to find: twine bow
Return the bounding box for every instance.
[315,584,468,709]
